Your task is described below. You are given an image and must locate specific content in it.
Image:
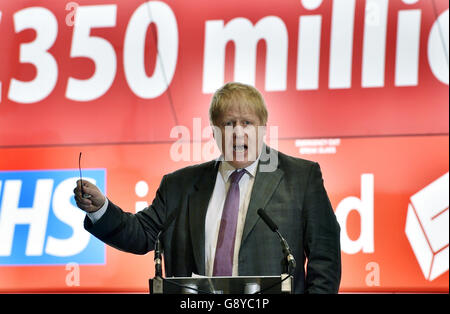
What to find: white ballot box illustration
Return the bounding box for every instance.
[405,172,449,281]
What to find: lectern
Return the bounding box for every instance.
[149,208,296,295]
[149,274,293,294]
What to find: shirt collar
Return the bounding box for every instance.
[219,157,259,183]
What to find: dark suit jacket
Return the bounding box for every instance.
[84,148,341,293]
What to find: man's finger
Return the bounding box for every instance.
[76,203,91,212]
[73,187,81,196]
[81,186,98,196]
[75,199,93,212]
[75,198,89,209]
[81,179,95,188]
[75,194,91,205]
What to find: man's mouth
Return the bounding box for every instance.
[233,144,248,153]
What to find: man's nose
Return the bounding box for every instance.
[233,125,245,138]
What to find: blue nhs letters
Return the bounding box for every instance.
[0,170,105,265]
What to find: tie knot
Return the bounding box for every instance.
[230,169,247,184]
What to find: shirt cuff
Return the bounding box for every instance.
[86,198,109,224]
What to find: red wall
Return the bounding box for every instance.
[0,0,448,292]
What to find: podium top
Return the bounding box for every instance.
[150,275,292,294]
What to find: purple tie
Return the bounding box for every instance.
[213,169,247,276]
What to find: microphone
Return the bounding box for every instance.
[154,209,179,278]
[151,209,211,294]
[257,208,278,232]
[257,208,296,275]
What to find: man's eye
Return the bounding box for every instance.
[224,121,233,126]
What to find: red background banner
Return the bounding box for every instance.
[0,0,448,293]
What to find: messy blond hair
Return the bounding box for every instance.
[209,82,268,126]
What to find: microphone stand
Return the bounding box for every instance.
[154,231,163,278]
[257,208,296,294]
[275,230,296,294]
[150,210,211,294]
[276,232,296,276]
[151,231,164,293]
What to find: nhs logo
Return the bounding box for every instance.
[0,169,106,265]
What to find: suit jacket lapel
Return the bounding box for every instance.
[188,160,220,275]
[241,163,284,246]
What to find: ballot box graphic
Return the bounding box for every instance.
[405,172,449,281]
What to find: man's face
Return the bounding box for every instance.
[214,102,265,169]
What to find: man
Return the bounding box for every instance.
[74,82,341,293]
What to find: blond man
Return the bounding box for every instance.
[74,82,341,293]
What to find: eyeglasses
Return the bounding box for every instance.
[78,152,92,199]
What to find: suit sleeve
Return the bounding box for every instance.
[83,175,169,255]
[302,162,341,293]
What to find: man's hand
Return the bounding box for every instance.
[73,179,106,213]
